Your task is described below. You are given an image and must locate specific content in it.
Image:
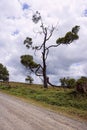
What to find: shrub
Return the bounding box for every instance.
[76,77,87,93]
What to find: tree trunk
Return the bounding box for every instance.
[42,33,48,88]
[42,53,48,88]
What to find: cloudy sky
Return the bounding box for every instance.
[0,0,87,84]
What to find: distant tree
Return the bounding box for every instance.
[60,77,76,88]
[21,11,80,88]
[76,76,87,93]
[65,78,76,88]
[0,63,9,82]
[25,75,34,84]
[60,77,67,87]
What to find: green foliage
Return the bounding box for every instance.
[24,37,33,49]
[60,76,87,93]
[76,76,87,85]
[72,25,80,34]
[0,63,9,82]
[32,11,41,24]
[65,78,76,88]
[56,25,80,44]
[20,55,38,70]
[76,76,87,93]
[60,77,76,88]
[25,75,34,84]
[60,77,67,87]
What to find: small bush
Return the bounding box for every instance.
[76,77,87,93]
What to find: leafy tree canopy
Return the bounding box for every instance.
[76,76,87,93]
[20,55,38,71]
[0,63,9,82]
[56,26,80,44]
[25,75,34,84]
[60,77,76,88]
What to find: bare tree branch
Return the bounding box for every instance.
[45,48,49,60]
[35,64,43,76]
[47,77,58,87]
[46,44,60,51]
[46,26,55,41]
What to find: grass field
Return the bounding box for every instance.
[0,82,87,121]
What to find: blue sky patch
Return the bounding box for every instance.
[22,3,30,10]
[84,9,87,17]
[12,30,19,36]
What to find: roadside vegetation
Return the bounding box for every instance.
[0,81,87,121]
[0,63,9,82]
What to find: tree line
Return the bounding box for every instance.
[60,76,87,93]
[0,62,87,93]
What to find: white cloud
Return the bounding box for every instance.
[0,0,87,84]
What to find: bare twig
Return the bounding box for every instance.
[46,26,55,41]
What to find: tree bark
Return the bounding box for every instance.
[42,30,48,88]
[42,52,48,88]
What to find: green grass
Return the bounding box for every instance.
[0,82,87,121]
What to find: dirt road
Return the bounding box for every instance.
[0,92,87,130]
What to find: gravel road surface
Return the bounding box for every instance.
[0,92,87,130]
